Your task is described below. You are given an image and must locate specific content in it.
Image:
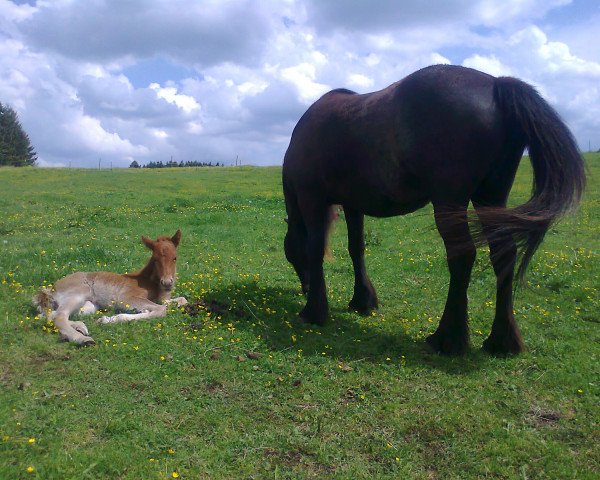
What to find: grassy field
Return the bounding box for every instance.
[0,155,598,479]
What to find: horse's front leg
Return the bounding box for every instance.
[164,296,188,307]
[427,205,475,355]
[345,206,378,314]
[298,198,329,326]
[98,299,167,324]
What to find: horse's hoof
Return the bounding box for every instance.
[71,321,89,336]
[174,297,188,307]
[298,313,326,326]
[348,298,378,316]
[78,336,96,347]
[482,335,524,356]
[426,331,469,356]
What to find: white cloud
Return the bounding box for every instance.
[280,63,331,104]
[347,73,374,90]
[149,83,200,113]
[462,54,512,77]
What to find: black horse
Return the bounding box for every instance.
[283,64,585,356]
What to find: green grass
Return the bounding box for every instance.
[0,157,598,479]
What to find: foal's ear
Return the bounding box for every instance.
[171,229,182,247]
[141,236,155,250]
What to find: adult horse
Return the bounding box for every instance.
[283,65,585,356]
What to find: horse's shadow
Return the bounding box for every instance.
[183,281,489,375]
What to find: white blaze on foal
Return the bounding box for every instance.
[33,230,187,345]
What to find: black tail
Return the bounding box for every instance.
[475,77,586,283]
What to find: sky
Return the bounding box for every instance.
[1,0,599,168]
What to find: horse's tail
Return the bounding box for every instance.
[32,288,54,318]
[475,77,586,283]
[324,205,340,260]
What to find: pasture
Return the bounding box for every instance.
[0,156,598,479]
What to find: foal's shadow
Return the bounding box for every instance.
[184,281,487,375]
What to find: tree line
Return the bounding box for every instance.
[0,102,37,167]
[130,160,223,168]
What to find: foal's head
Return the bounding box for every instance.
[142,230,182,291]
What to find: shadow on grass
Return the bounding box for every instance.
[183,280,490,375]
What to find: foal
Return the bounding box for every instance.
[33,230,187,346]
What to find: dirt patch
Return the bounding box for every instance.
[262,448,335,476]
[528,406,562,426]
[182,298,247,328]
[205,381,227,396]
[30,351,71,364]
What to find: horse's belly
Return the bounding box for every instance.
[333,185,429,217]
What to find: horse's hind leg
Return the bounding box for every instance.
[345,206,378,314]
[297,195,330,326]
[52,296,95,346]
[427,203,475,355]
[473,203,524,355]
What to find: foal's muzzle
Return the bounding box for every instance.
[160,278,174,290]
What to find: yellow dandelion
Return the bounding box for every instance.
[28,437,36,444]
[26,466,35,473]
[172,472,180,478]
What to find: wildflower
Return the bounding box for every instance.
[28,437,36,444]
[168,448,175,454]
[172,472,180,478]
[26,466,35,473]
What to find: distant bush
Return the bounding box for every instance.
[130,160,222,168]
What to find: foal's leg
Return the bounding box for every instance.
[473,205,524,355]
[297,196,330,325]
[79,301,98,315]
[98,299,167,324]
[345,206,378,314]
[52,296,95,346]
[427,204,475,355]
[166,297,188,307]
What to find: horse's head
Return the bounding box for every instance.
[142,230,182,291]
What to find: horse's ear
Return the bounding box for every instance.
[141,236,155,250]
[171,229,181,247]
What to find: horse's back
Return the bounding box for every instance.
[283,65,507,214]
[53,271,128,306]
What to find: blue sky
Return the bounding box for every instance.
[1,0,599,167]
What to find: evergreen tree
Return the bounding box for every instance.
[129,160,140,168]
[0,102,37,166]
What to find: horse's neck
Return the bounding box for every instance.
[125,258,170,301]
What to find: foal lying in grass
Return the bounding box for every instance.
[33,230,187,346]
